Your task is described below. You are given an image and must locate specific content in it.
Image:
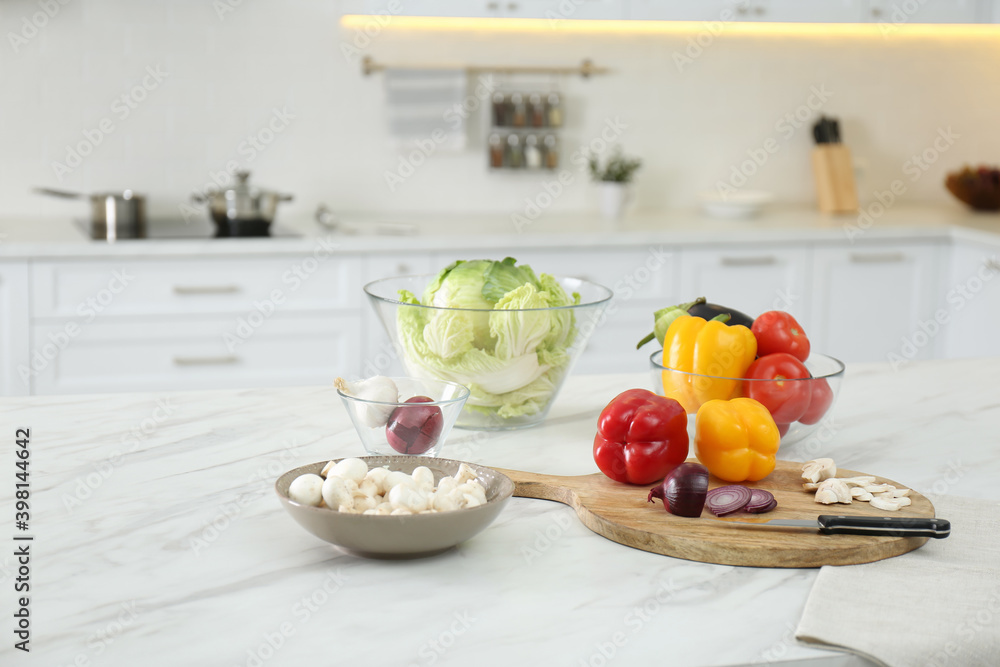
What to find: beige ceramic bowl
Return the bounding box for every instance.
[275,456,514,558]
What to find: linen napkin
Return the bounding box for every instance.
[796,495,1000,666]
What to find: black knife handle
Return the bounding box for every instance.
[817,515,950,539]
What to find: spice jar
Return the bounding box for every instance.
[489,133,504,169]
[525,134,542,169]
[546,93,563,128]
[510,93,526,128]
[543,134,559,169]
[506,134,524,169]
[529,93,545,128]
[492,93,507,127]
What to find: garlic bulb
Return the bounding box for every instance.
[335,376,399,428]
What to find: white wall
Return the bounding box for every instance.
[1,0,998,225]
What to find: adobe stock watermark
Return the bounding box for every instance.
[51,65,167,182]
[236,569,351,667]
[62,397,176,513]
[339,1,404,64]
[887,254,996,370]
[672,1,751,72]
[521,511,574,564]
[222,235,338,352]
[180,106,295,222]
[384,75,498,192]
[190,438,303,556]
[580,245,672,339]
[844,126,959,242]
[17,269,135,386]
[409,610,477,667]
[7,0,73,54]
[715,85,833,200]
[511,116,629,232]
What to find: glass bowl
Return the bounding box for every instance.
[365,275,613,430]
[337,377,470,457]
[649,350,846,446]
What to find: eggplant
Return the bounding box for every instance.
[687,301,755,328]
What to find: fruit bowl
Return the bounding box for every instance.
[275,456,514,558]
[337,377,469,457]
[945,166,1000,211]
[365,274,612,430]
[650,351,846,447]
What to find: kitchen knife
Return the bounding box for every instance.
[720,514,950,539]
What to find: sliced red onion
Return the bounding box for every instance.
[745,489,777,514]
[705,485,752,516]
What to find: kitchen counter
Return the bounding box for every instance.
[1,205,999,258]
[0,357,996,666]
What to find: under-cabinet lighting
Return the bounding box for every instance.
[341,14,1000,39]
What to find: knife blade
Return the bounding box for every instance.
[719,514,950,539]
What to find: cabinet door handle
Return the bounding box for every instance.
[720,256,778,267]
[849,252,906,264]
[173,285,242,295]
[173,355,240,366]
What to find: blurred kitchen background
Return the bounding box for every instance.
[2,0,1000,397]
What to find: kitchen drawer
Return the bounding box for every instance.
[30,312,361,395]
[31,256,362,319]
[677,245,812,331]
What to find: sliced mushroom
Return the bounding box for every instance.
[840,476,877,487]
[803,482,822,491]
[802,458,837,484]
[815,478,852,504]
[864,484,893,494]
[870,496,902,512]
[892,488,911,498]
[850,488,874,501]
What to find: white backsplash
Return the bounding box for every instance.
[1,0,998,223]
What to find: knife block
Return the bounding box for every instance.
[811,145,859,214]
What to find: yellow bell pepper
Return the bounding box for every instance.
[660,315,757,413]
[694,397,780,482]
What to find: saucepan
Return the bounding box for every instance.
[34,187,147,240]
[190,171,293,237]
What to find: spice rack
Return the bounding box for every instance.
[488,91,562,171]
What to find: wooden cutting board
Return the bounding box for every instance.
[494,459,936,568]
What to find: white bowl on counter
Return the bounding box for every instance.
[699,191,774,219]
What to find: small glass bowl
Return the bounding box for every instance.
[649,351,846,446]
[337,377,470,457]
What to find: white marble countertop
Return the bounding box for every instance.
[0,357,997,666]
[2,205,1000,259]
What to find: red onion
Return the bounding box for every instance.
[647,463,709,518]
[745,489,777,514]
[705,485,752,516]
[385,396,443,455]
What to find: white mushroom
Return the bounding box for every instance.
[436,477,458,496]
[374,504,392,515]
[321,475,354,511]
[801,458,837,484]
[463,494,484,508]
[840,476,877,487]
[329,458,369,484]
[388,484,429,512]
[851,488,874,501]
[814,478,852,504]
[288,473,324,506]
[454,463,478,485]
[458,480,487,504]
[390,508,413,516]
[864,484,893,494]
[892,488,911,498]
[803,482,822,491]
[358,479,379,498]
[411,466,435,492]
[384,470,416,493]
[433,491,462,512]
[352,495,377,512]
[364,467,390,495]
[870,496,903,512]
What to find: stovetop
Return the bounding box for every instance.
[75,219,301,240]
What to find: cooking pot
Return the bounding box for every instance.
[34,187,146,240]
[191,171,293,237]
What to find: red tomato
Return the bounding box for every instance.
[744,353,812,423]
[799,377,834,425]
[752,311,811,362]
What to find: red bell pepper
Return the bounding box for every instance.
[752,311,811,362]
[744,353,812,424]
[593,389,689,485]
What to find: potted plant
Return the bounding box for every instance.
[588,148,642,221]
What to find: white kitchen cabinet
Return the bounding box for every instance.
[31,313,360,395]
[943,240,1000,359]
[628,0,733,20]
[757,0,863,22]
[677,245,812,331]
[810,242,944,364]
[866,0,981,22]
[0,261,30,396]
